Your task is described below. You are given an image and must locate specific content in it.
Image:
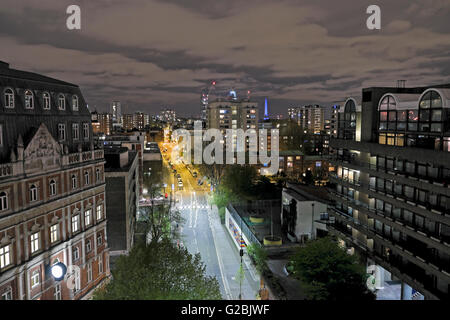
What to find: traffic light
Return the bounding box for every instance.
[165,193,168,198]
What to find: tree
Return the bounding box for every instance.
[140,161,183,243]
[93,241,222,300]
[290,237,375,300]
[139,201,183,243]
[246,244,268,275]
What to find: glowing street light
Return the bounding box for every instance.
[50,262,67,281]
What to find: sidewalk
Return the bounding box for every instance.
[209,204,277,300]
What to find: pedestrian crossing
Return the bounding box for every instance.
[177,204,209,210]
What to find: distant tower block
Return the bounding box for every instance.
[264,97,269,120]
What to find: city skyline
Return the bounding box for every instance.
[1,0,450,116]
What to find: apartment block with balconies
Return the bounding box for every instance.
[328,84,450,300]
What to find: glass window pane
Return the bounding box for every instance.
[431,109,442,121]
[419,109,430,121]
[420,92,431,108]
[397,122,406,130]
[398,111,407,121]
[431,123,442,132]
[388,111,396,121]
[419,123,430,132]
[380,112,388,121]
[408,110,418,122]
[379,122,387,130]
[431,92,442,108]
[408,123,417,131]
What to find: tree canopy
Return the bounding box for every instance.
[94,241,222,300]
[290,237,375,300]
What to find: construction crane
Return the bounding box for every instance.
[201,80,216,120]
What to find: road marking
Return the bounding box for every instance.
[207,198,233,300]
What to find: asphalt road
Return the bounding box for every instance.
[161,143,259,300]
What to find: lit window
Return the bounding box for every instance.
[85,209,92,226]
[30,232,40,253]
[50,224,58,243]
[24,90,34,109]
[0,244,11,269]
[96,204,102,220]
[0,191,8,211]
[72,215,80,233]
[58,94,65,110]
[72,95,79,111]
[4,88,14,108]
[29,184,38,202]
[43,92,51,110]
[31,270,40,288]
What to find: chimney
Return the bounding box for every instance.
[397,80,406,88]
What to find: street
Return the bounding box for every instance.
[162,143,260,300]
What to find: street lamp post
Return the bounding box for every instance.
[311,202,315,240]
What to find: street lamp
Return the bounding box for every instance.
[50,262,67,281]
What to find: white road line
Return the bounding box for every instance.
[207,205,233,300]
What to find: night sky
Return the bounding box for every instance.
[1,0,450,117]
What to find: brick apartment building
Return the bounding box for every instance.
[0,61,110,300]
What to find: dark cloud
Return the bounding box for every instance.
[1,0,449,117]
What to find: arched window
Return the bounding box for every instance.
[71,174,77,190]
[43,92,51,110]
[379,95,401,131]
[96,168,101,182]
[0,191,8,211]
[24,90,34,109]
[84,171,90,185]
[72,95,79,111]
[29,184,38,202]
[419,91,443,133]
[339,99,357,140]
[4,88,14,108]
[58,94,65,110]
[49,179,57,196]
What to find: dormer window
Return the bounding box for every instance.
[43,92,51,110]
[72,95,79,111]
[25,90,34,109]
[4,88,14,108]
[58,94,65,110]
